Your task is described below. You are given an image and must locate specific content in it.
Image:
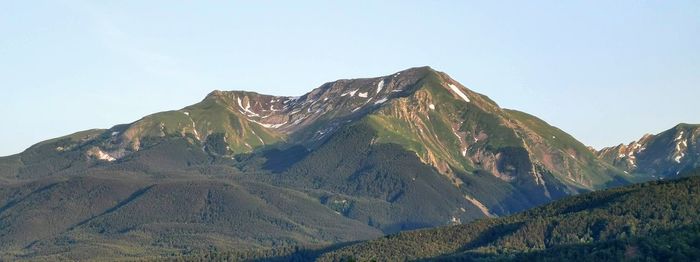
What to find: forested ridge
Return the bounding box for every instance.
[140,169,700,261]
[316,169,700,261]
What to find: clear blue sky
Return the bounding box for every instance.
[1,1,698,156]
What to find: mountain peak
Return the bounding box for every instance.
[194,67,447,135]
[673,123,700,131]
[8,67,630,194]
[598,123,699,177]
[204,66,438,100]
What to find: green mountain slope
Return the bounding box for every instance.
[0,66,661,260]
[0,67,629,217]
[0,174,383,260]
[317,169,700,261]
[361,69,626,191]
[342,68,627,216]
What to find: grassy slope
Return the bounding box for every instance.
[0,129,105,180]
[124,95,285,154]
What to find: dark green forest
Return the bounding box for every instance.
[315,169,700,261]
[150,170,700,261]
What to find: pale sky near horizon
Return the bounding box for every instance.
[1,1,698,156]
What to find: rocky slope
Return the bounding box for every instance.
[598,124,700,178]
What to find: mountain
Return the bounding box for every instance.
[316,169,700,261]
[0,66,654,260]
[598,124,700,178]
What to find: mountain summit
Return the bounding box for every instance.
[0,67,692,260]
[4,67,626,196]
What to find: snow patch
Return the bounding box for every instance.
[358,92,368,98]
[290,115,309,126]
[184,115,201,141]
[447,84,470,102]
[237,97,260,116]
[429,104,435,110]
[374,98,388,105]
[245,103,259,116]
[674,155,683,163]
[191,128,200,140]
[451,128,468,157]
[342,89,359,97]
[672,131,687,163]
[251,129,265,145]
[465,195,494,217]
[250,119,287,129]
[376,80,384,94]
[676,131,684,141]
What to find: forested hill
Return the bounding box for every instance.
[316,169,700,261]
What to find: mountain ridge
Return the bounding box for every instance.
[0,66,697,260]
[598,123,700,179]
